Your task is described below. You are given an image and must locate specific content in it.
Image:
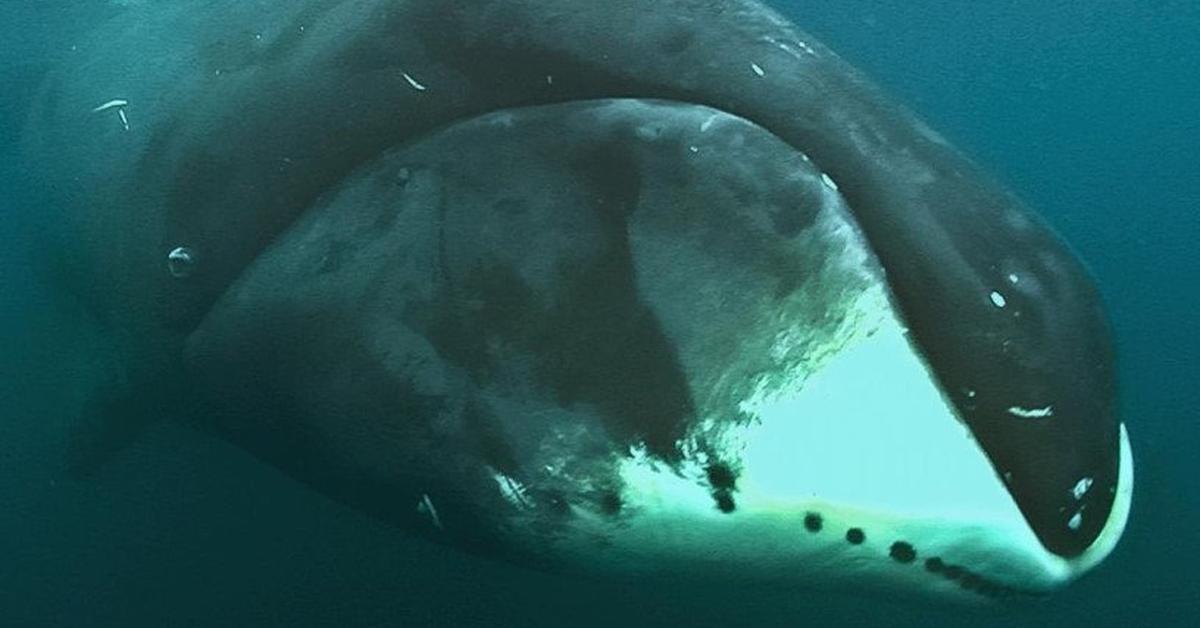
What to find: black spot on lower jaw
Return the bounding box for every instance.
[889,541,917,563]
[803,512,823,532]
[706,463,736,491]
[845,528,865,545]
[707,463,738,514]
[921,555,1040,600]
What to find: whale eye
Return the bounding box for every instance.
[167,246,197,278]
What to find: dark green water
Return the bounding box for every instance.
[1,1,1196,626]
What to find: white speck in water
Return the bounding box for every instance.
[966,389,977,398]
[1071,477,1094,500]
[990,291,1007,308]
[402,71,427,92]
[751,62,765,77]
[1007,405,1055,419]
[1068,511,1083,531]
[688,145,699,153]
[820,173,839,191]
[546,75,554,85]
[1008,273,1020,284]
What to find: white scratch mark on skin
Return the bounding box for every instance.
[401,71,427,92]
[751,62,765,77]
[1007,405,1055,419]
[93,99,131,131]
[1071,477,1094,500]
[820,172,838,191]
[494,472,532,509]
[91,99,128,113]
[990,291,1007,308]
[417,493,443,529]
[546,75,554,85]
[763,35,817,59]
[699,113,721,133]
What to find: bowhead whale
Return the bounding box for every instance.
[25,0,1132,602]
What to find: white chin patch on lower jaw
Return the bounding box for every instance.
[547,282,1134,602]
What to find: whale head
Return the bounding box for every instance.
[28,0,1132,603]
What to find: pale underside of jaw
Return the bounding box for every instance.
[509,257,1133,602]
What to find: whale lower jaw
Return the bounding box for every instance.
[548,426,1133,603]
[498,285,1135,602]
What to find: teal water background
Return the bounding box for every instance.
[1,1,1197,626]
